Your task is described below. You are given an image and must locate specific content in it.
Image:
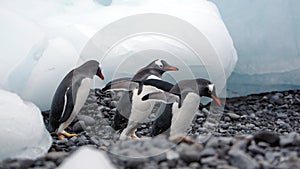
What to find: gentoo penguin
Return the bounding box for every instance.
[118,79,175,140]
[142,78,222,137]
[48,60,104,140]
[102,59,178,138]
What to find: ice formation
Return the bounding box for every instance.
[211,0,300,96]
[0,89,52,162]
[0,0,237,110]
[58,147,116,169]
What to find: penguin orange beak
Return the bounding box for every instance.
[212,95,222,106]
[98,73,104,80]
[96,67,104,80]
[164,66,179,71]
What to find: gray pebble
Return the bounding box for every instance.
[200,147,216,157]
[248,144,265,155]
[46,152,68,161]
[228,149,259,169]
[77,115,96,126]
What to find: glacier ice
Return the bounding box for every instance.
[58,147,116,169]
[211,0,300,96]
[0,89,52,162]
[0,0,237,110]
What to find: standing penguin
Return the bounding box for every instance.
[142,78,222,137]
[48,60,104,140]
[102,59,178,139]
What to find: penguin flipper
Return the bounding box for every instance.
[142,79,174,91]
[102,79,138,92]
[59,86,75,123]
[142,91,179,104]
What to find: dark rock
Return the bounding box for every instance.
[19,160,34,168]
[270,94,284,105]
[109,101,118,108]
[72,121,86,133]
[179,150,201,164]
[253,131,280,146]
[228,149,259,169]
[56,139,68,145]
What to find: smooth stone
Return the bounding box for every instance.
[257,142,271,148]
[265,151,281,162]
[280,132,298,147]
[227,112,241,120]
[228,149,259,169]
[201,156,217,165]
[200,148,216,157]
[253,131,280,146]
[77,115,96,126]
[46,152,69,161]
[248,145,265,155]
[166,150,180,160]
[56,139,68,145]
[189,162,200,168]
[44,161,57,168]
[72,121,86,133]
[179,150,201,164]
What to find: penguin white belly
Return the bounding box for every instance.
[146,75,161,80]
[57,78,92,133]
[170,92,200,137]
[129,85,163,122]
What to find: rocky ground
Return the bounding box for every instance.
[1,89,300,169]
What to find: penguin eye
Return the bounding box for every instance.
[159,64,163,68]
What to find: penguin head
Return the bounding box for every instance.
[149,59,179,73]
[77,60,104,80]
[132,59,178,81]
[196,79,221,106]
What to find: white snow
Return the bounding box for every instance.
[0,89,52,162]
[58,147,116,169]
[0,0,237,110]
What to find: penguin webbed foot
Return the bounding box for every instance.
[131,133,140,140]
[169,133,195,144]
[58,133,65,140]
[57,131,78,140]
